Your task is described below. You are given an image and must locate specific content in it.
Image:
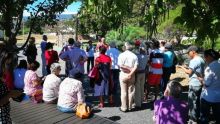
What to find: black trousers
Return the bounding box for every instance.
[200,98,220,124]
[87,57,94,73]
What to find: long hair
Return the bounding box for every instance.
[0,48,18,77]
[204,49,220,60]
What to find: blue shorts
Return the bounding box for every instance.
[57,106,74,113]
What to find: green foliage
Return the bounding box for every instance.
[79,0,132,36]
[105,25,147,48]
[0,0,76,50]
[215,38,220,50]
[79,0,179,38]
[175,0,220,48]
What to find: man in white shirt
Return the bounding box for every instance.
[118,42,138,112]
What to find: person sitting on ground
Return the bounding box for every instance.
[24,61,42,97]
[13,60,27,91]
[0,49,23,123]
[153,81,188,124]
[57,72,85,113]
[43,63,61,104]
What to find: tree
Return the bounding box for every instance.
[78,0,179,39]
[0,0,76,51]
[78,0,133,36]
[175,0,220,48]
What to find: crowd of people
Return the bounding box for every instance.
[0,35,220,124]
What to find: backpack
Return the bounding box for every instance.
[76,103,91,119]
[31,89,43,103]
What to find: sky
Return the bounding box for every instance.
[23,1,82,16]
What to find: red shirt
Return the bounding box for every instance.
[45,50,59,66]
[3,71,14,90]
[95,54,111,64]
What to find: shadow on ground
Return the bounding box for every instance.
[107,116,121,121]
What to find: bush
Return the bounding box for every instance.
[105,25,147,50]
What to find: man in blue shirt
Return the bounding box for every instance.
[180,46,205,123]
[40,35,48,76]
[86,40,95,73]
[162,43,174,92]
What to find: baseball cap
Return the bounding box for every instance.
[135,40,141,46]
[164,43,172,49]
[50,63,61,72]
[75,41,82,47]
[187,45,199,53]
[109,42,116,48]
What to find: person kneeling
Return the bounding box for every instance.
[57,72,85,113]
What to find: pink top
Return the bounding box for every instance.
[24,70,41,96]
[57,77,85,109]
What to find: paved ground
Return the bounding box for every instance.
[17,45,155,124]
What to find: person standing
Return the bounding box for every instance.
[25,37,37,64]
[95,37,108,52]
[146,39,164,101]
[162,43,175,92]
[179,46,205,123]
[86,40,95,73]
[199,49,220,124]
[45,42,59,74]
[59,38,75,76]
[60,41,87,81]
[106,42,120,99]
[118,42,138,112]
[40,35,48,76]
[94,46,112,108]
[135,44,148,108]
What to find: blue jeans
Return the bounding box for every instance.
[57,106,75,113]
[200,98,220,124]
[188,86,202,122]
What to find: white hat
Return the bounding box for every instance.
[50,63,61,72]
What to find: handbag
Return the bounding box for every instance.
[76,103,91,119]
[31,89,43,103]
[88,66,99,79]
